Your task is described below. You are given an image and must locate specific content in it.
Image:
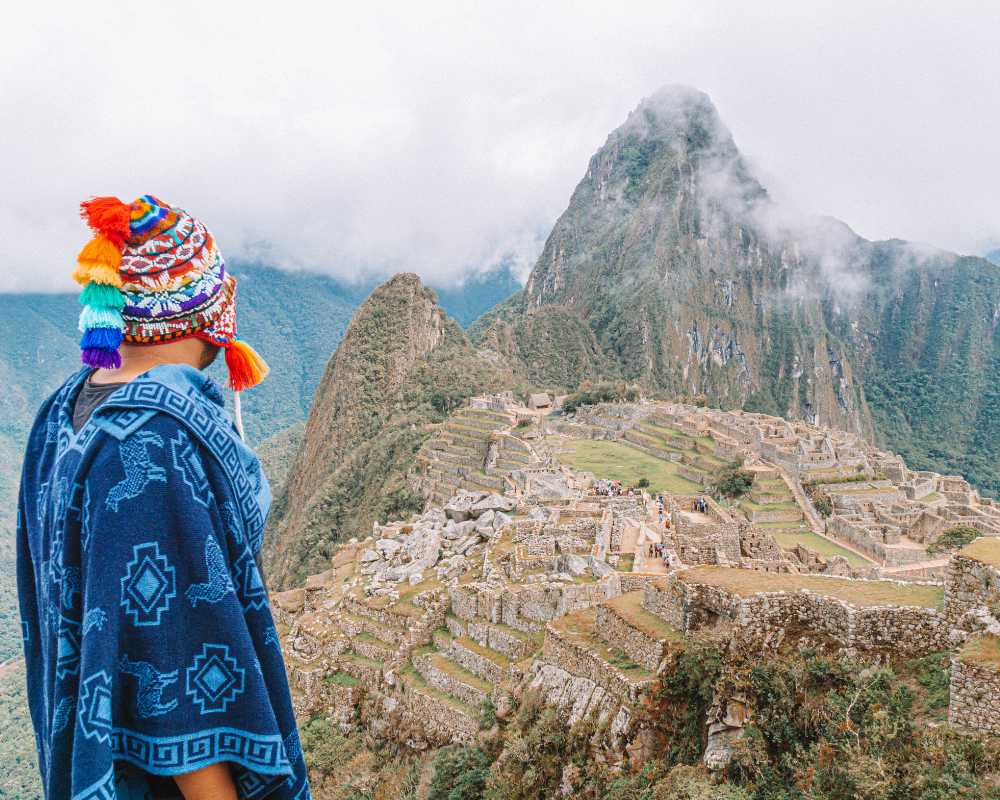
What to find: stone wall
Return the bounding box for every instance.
[526,662,633,744]
[945,553,1000,626]
[412,651,488,707]
[542,625,650,706]
[595,604,665,671]
[949,648,1000,735]
[392,683,478,742]
[643,575,951,657]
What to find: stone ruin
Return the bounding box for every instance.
[273,466,1000,771]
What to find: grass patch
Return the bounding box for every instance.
[552,439,702,494]
[771,530,874,566]
[679,565,943,609]
[323,671,362,687]
[551,608,653,683]
[958,536,1000,568]
[902,651,951,722]
[959,635,1000,670]
[616,554,635,572]
[738,498,801,512]
[605,591,682,642]
[608,648,642,671]
[430,653,492,692]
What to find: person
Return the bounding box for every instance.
[16,196,310,799]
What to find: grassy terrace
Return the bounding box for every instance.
[959,537,1000,568]
[679,565,944,609]
[739,498,802,512]
[456,635,511,668]
[323,671,362,687]
[398,663,476,714]
[551,608,654,683]
[605,592,682,642]
[551,438,702,493]
[770,530,874,567]
[959,635,1000,670]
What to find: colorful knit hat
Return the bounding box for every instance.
[73,195,268,392]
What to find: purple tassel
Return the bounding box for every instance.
[81,347,122,369]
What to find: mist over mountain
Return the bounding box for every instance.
[473,85,999,497]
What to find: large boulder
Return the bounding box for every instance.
[472,494,517,514]
[376,539,403,559]
[559,554,589,576]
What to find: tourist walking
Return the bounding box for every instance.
[16,196,309,799]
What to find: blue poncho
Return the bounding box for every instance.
[17,364,310,799]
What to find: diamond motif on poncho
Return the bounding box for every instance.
[120,542,176,627]
[78,670,114,743]
[185,643,245,714]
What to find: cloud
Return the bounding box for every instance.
[1,1,998,293]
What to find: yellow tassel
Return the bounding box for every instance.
[82,264,124,287]
[225,339,270,391]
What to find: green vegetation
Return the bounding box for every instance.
[927,524,981,554]
[429,745,492,800]
[553,439,702,494]
[323,671,362,687]
[561,381,639,414]
[713,464,754,499]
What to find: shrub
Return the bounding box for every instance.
[428,745,492,800]
[928,524,980,554]
[713,465,754,499]
[637,477,651,488]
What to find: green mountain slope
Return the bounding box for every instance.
[264,273,516,588]
[472,85,999,496]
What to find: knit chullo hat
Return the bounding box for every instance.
[73,195,268,392]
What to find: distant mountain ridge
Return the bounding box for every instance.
[472,85,999,497]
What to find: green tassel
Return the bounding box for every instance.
[79,282,125,310]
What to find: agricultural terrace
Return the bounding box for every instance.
[550,439,702,494]
[678,565,944,609]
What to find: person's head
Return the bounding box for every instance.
[73,195,267,389]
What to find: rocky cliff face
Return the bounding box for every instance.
[264,273,512,587]
[473,85,999,494]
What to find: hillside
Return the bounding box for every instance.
[263,273,516,588]
[0,262,519,660]
[472,86,1000,496]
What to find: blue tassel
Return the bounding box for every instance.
[78,305,124,333]
[80,327,123,350]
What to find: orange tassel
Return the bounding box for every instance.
[77,234,122,270]
[224,340,269,392]
[80,196,132,249]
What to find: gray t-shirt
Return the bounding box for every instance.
[72,373,126,433]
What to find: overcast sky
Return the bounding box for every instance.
[1,0,998,293]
